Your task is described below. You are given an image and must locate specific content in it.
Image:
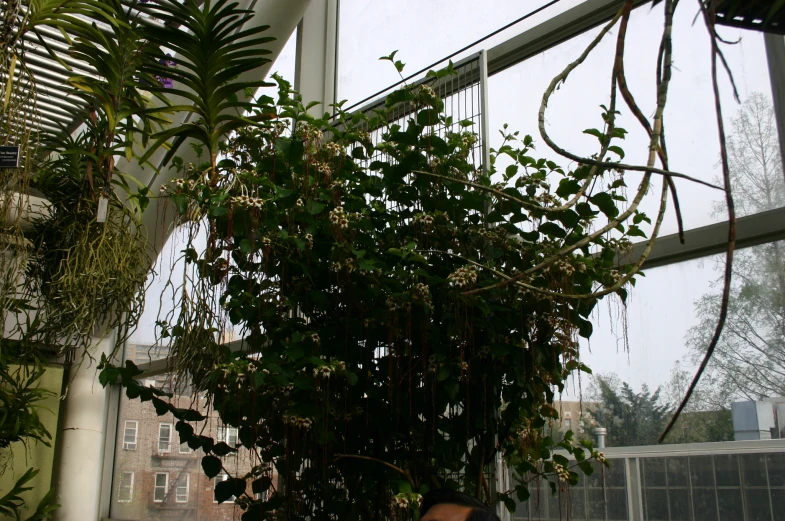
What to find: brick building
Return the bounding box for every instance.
[110,344,270,521]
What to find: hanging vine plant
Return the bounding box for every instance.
[96,0,751,520]
[18,0,169,355]
[100,1,649,511]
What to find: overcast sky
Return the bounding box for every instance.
[131,1,784,397]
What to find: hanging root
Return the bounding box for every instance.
[659,0,737,443]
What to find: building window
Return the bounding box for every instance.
[117,471,134,502]
[158,423,173,453]
[122,420,138,450]
[154,473,168,502]
[564,418,572,430]
[217,425,238,446]
[175,474,190,503]
[179,440,193,454]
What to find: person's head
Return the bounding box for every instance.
[420,489,501,521]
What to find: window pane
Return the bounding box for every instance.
[644,487,669,521]
[153,473,167,502]
[117,472,133,502]
[488,4,783,239]
[691,488,718,521]
[714,455,740,487]
[744,489,772,521]
[717,488,744,521]
[337,0,588,106]
[123,421,137,450]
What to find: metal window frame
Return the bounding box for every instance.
[175,473,190,503]
[116,471,134,503]
[121,420,138,450]
[153,472,169,503]
[158,422,173,454]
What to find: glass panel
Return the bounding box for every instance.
[117,472,134,502]
[771,489,785,521]
[568,485,586,521]
[767,453,785,487]
[337,0,587,105]
[667,458,688,488]
[644,488,669,521]
[154,473,167,502]
[123,421,137,450]
[175,475,189,503]
[744,489,773,521]
[644,458,668,488]
[691,488,718,521]
[668,488,692,521]
[717,489,745,521]
[587,488,606,521]
[690,456,715,488]
[714,455,741,487]
[741,454,768,488]
[605,488,628,521]
[488,4,783,238]
[158,424,171,453]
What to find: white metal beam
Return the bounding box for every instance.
[295,0,339,116]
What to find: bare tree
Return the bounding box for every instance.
[686,92,785,406]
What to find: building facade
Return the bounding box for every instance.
[109,344,270,521]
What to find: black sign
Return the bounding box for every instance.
[0,146,20,168]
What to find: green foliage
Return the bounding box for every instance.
[18,0,157,355]
[0,468,59,521]
[139,0,277,168]
[0,345,52,451]
[103,57,642,517]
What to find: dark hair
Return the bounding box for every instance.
[420,489,501,521]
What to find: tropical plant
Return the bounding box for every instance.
[19,0,165,355]
[99,44,653,516]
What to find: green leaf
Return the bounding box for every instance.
[590,192,619,218]
[539,222,567,239]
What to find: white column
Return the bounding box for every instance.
[53,335,115,521]
[295,0,339,116]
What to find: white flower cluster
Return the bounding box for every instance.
[460,132,478,148]
[593,451,607,464]
[413,213,434,227]
[313,365,332,378]
[412,282,432,308]
[555,260,575,275]
[447,266,478,287]
[329,206,349,229]
[392,492,423,510]
[310,332,320,345]
[230,194,266,209]
[159,177,201,193]
[553,463,570,482]
[609,269,623,283]
[283,414,313,429]
[297,122,323,143]
[322,141,343,156]
[315,162,332,177]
